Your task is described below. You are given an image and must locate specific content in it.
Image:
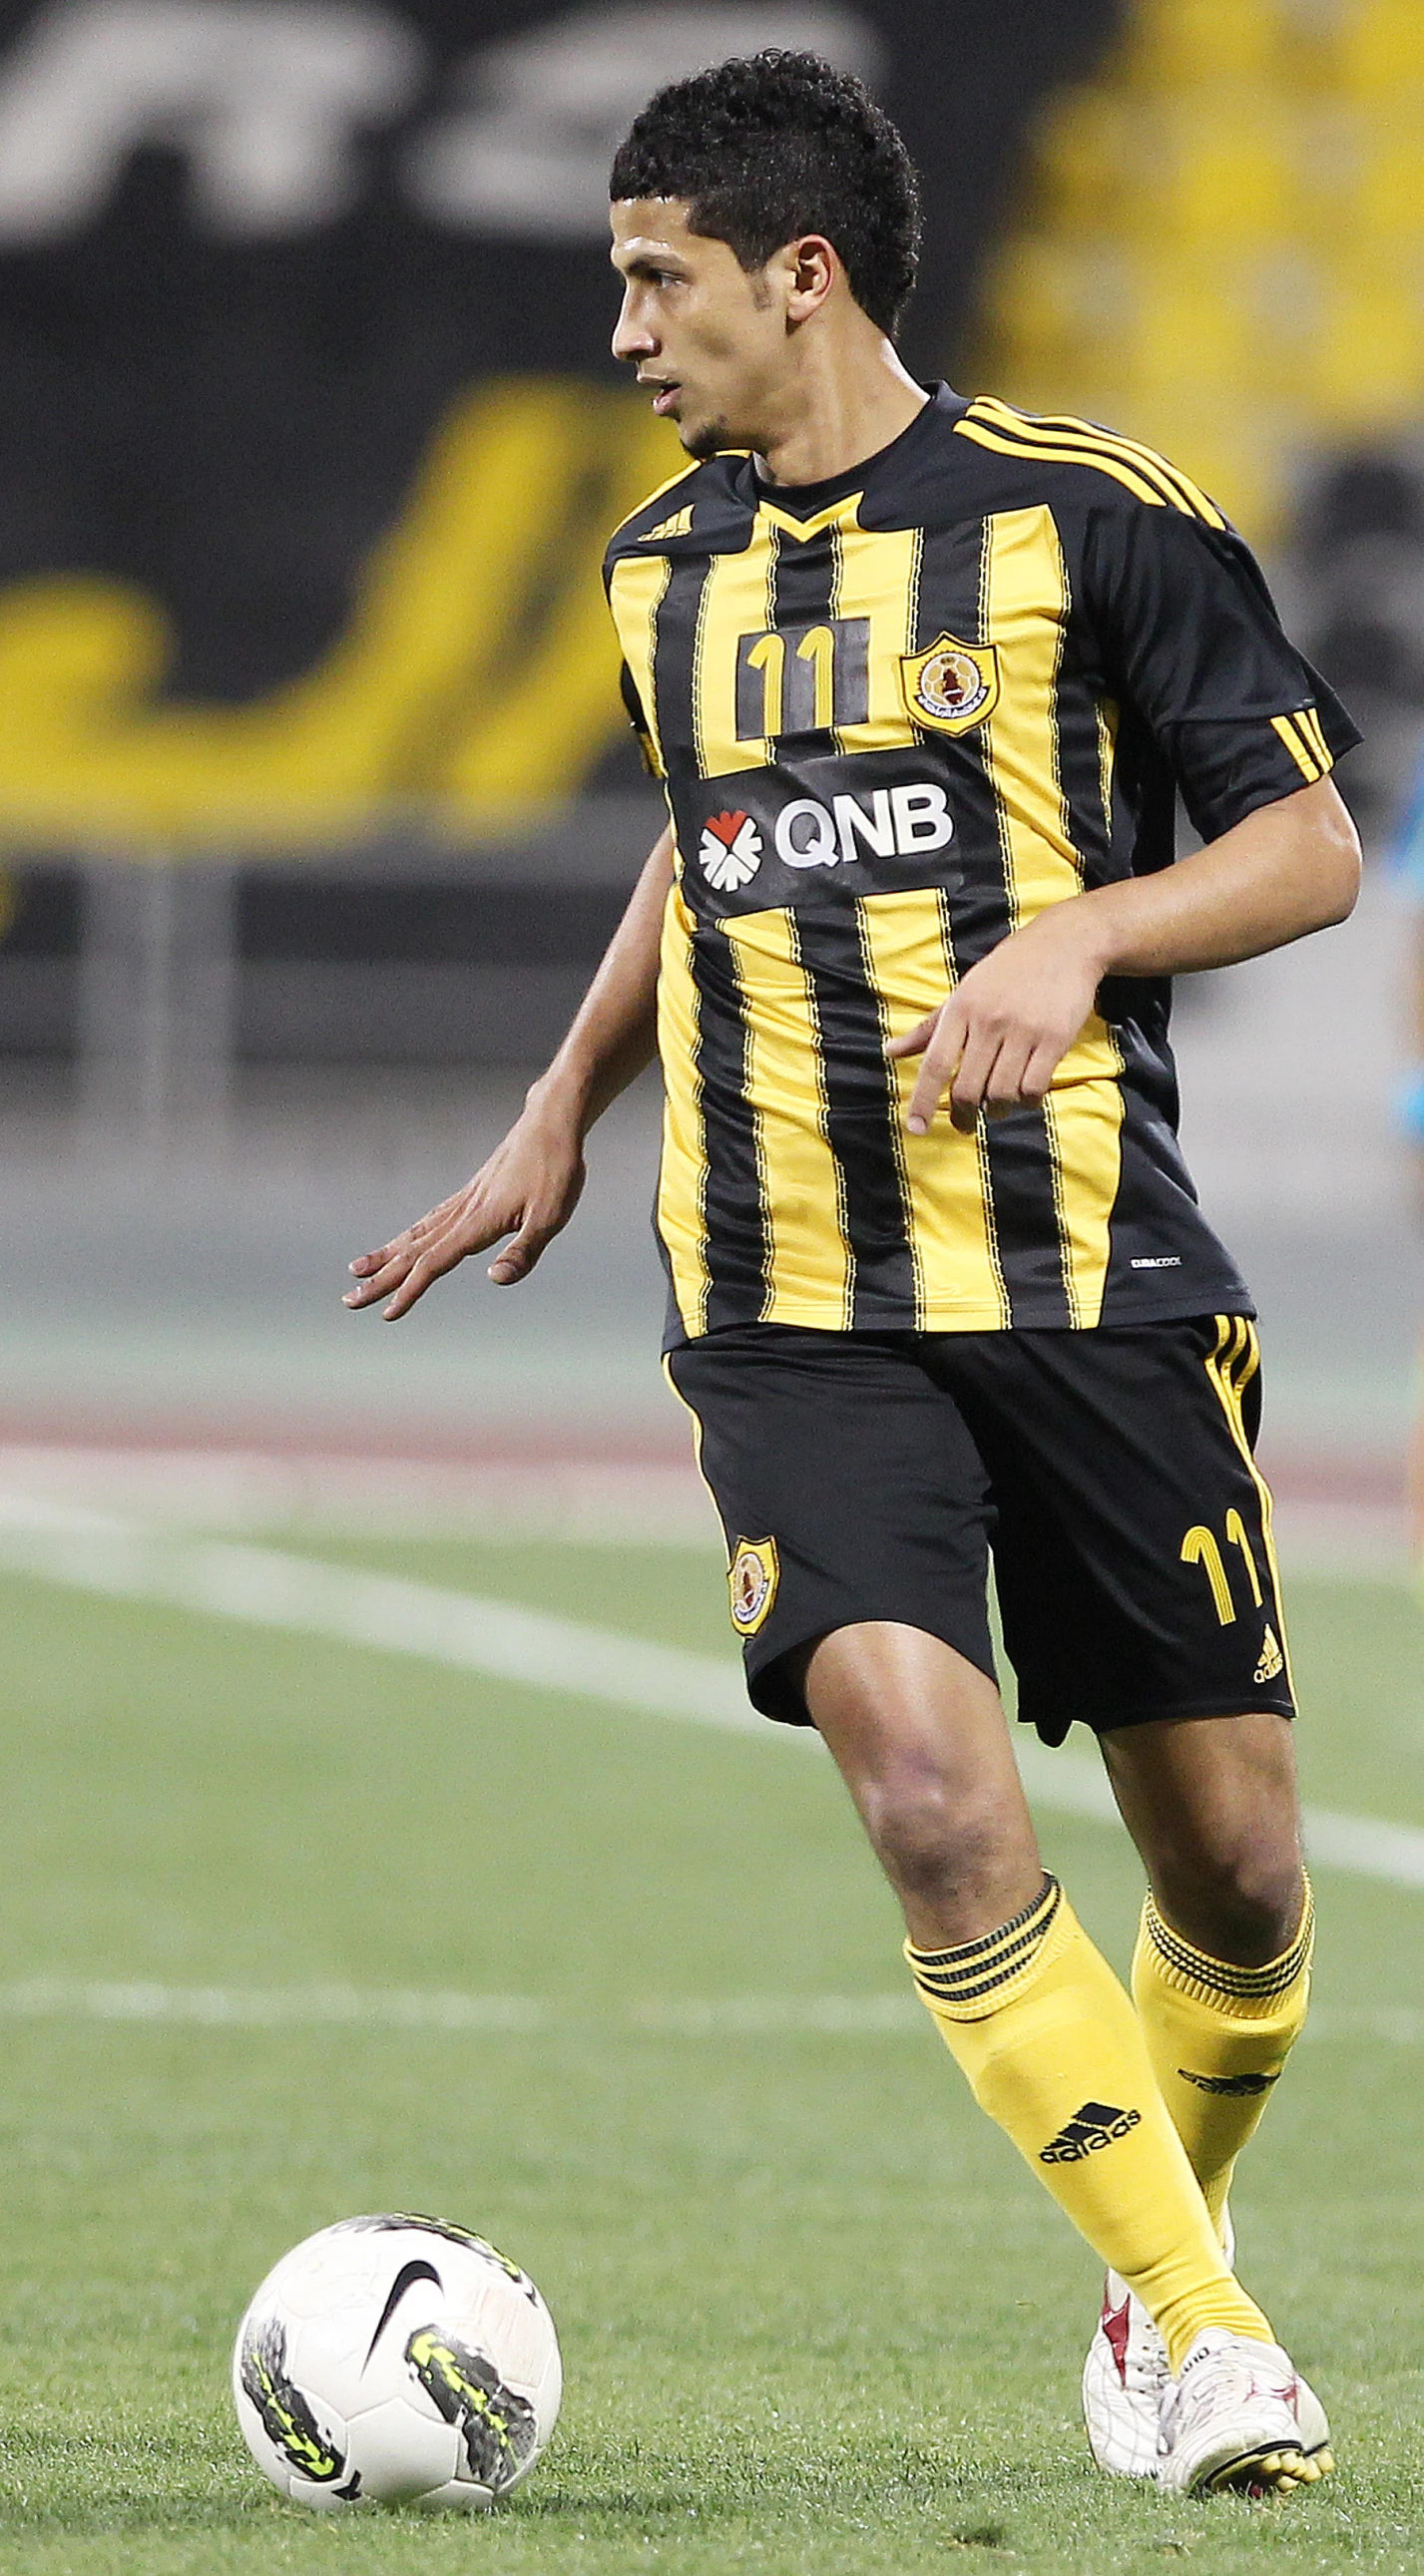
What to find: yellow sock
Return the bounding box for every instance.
[1132,1880,1313,2239]
[906,1875,1275,2370]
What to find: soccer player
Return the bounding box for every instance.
[345,52,1361,2496]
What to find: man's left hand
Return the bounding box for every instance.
[886,904,1107,1134]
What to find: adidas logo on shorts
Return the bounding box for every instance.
[1039,2099,1142,2164]
[1254,1624,1284,1683]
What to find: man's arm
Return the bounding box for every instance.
[889,775,1361,1134]
[345,825,675,1319]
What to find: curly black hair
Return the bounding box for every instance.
[610,50,921,340]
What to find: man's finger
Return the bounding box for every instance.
[1019,1036,1069,1104]
[348,1188,466,1280]
[947,1029,1004,1132]
[905,1046,960,1132]
[488,1211,556,1286]
[343,1248,419,1307]
[885,1011,941,1063]
[906,1023,972,1128]
[902,1003,967,1133]
[380,1244,452,1321]
[343,1221,451,1303]
[372,1219,467,1319]
[981,1038,1036,1113]
[383,1197,535,1315]
[347,1219,434,1283]
[348,1242,403,1278]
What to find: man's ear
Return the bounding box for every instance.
[784,234,839,324]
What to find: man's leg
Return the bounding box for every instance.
[1100,1710,1313,2239]
[918,1316,1325,2485]
[666,1323,1318,2489]
[1077,1707,1329,2479]
[797,1618,1279,2374]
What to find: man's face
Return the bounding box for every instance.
[610,200,789,460]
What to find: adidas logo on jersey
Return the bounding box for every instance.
[1254,1625,1284,1683]
[1040,2099,1142,2164]
[641,505,694,542]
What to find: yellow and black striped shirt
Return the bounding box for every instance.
[604,386,1357,1345]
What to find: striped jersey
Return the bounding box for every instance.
[603,386,1358,1345]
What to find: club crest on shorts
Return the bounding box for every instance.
[727,1535,779,1635]
[899,634,1000,735]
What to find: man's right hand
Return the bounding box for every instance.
[345,825,672,1321]
[343,1086,587,1321]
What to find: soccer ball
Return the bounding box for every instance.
[232,2213,562,2511]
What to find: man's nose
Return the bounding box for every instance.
[612,292,655,364]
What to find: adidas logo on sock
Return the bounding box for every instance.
[1178,2067,1280,2097]
[1039,2099,1142,2163]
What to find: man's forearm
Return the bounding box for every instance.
[890,775,1361,1131]
[532,825,674,1133]
[1077,774,1361,981]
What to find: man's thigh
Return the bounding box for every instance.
[666,1325,995,1725]
[933,1315,1296,1747]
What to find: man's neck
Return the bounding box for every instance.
[753,338,928,490]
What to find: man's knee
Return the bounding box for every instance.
[1103,1712,1305,1965]
[796,1622,1042,1942]
[1154,1839,1305,1965]
[856,1751,1017,1909]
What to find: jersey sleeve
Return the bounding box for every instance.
[620,658,664,780]
[1080,500,1361,844]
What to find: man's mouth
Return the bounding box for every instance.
[642,379,682,416]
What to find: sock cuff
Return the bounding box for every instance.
[905,1874,1070,2018]
[1141,1877,1314,2011]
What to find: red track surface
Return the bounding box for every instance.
[0,1406,1404,1509]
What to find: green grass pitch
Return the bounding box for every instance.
[0,1530,1420,2574]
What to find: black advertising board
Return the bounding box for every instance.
[0,0,1115,848]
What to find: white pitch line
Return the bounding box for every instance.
[0,1497,1421,1890]
[0,1500,761,1737]
[0,1980,1418,2043]
[0,1981,929,2037]
[0,1978,544,2031]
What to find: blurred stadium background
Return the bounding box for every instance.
[0,0,1419,1557]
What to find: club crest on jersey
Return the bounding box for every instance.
[699,809,763,891]
[900,634,1000,734]
[728,1536,778,1636]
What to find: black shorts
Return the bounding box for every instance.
[666,1315,1295,1744]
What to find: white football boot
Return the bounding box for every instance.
[1082,2220,1331,2481]
[1157,2329,1328,2497]
[1081,2265,1171,2478]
